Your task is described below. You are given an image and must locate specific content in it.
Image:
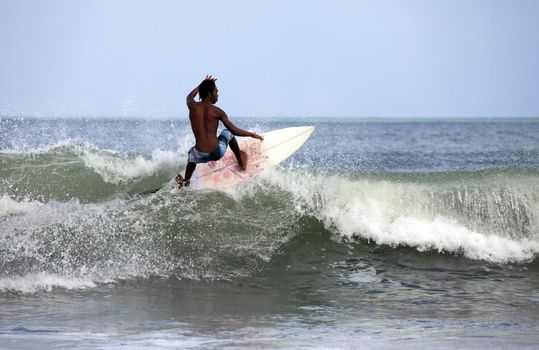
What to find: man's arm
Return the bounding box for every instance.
[186,85,199,107]
[219,109,264,141]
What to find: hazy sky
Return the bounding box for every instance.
[1,0,538,118]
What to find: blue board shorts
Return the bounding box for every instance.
[188,129,234,164]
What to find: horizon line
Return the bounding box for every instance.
[2,115,539,121]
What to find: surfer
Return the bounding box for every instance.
[176,75,264,188]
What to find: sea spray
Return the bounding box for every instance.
[0,190,293,293]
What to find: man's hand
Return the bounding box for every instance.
[251,133,264,141]
[203,75,217,83]
[187,75,217,106]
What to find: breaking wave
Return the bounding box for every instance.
[1,143,539,293]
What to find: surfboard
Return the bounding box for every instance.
[181,125,315,190]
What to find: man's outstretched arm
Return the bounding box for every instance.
[219,109,263,141]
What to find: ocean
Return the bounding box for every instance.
[1,117,538,349]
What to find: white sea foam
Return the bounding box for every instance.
[329,212,539,262]
[345,266,380,284]
[0,195,43,217]
[0,272,97,293]
[262,168,539,263]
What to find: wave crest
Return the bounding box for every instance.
[260,167,539,263]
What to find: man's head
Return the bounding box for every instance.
[199,79,218,103]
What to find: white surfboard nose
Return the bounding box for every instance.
[261,126,315,167]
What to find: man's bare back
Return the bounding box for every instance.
[176,76,263,188]
[188,100,224,153]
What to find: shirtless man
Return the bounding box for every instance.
[175,75,264,188]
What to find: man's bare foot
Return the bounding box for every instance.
[239,151,248,171]
[175,174,189,188]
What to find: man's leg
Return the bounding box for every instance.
[228,137,247,170]
[184,162,197,182]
